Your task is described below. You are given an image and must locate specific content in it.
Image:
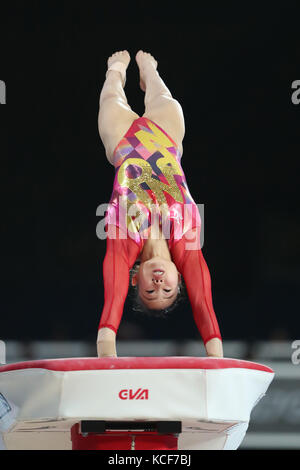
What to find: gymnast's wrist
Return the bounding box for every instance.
[97,328,117,357]
[97,327,116,341]
[205,337,223,358]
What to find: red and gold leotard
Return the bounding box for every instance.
[99,117,221,345]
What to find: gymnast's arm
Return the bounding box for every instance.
[170,227,223,358]
[97,225,141,357]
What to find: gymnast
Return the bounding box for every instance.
[96,50,223,358]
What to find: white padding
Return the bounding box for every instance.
[0,359,274,450]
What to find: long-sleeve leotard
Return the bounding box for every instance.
[169,227,222,344]
[99,226,140,334]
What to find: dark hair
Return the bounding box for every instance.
[129,260,186,318]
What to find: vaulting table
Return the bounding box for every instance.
[0,356,274,450]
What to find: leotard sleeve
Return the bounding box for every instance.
[170,227,222,345]
[98,225,141,334]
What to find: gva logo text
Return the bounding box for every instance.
[0,80,6,104]
[119,388,149,400]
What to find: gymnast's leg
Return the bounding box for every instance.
[136,50,185,153]
[98,50,140,165]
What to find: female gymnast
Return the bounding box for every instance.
[97,50,223,358]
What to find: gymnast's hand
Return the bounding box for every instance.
[205,338,224,358]
[97,328,117,358]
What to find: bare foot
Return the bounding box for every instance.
[107,50,131,85]
[135,50,158,92]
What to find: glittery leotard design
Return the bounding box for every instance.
[105,117,201,247]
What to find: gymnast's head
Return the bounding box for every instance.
[130,256,185,316]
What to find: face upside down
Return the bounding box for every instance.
[131,256,184,315]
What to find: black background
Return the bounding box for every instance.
[0,2,299,344]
